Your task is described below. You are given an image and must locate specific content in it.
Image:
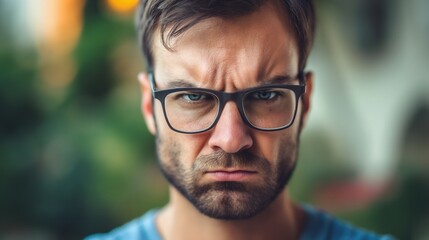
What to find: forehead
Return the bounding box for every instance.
[152,1,298,89]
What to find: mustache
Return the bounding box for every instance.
[192,150,270,172]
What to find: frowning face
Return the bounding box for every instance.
[140,1,312,219]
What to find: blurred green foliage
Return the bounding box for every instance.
[0,1,163,239]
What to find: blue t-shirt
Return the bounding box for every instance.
[85,205,395,240]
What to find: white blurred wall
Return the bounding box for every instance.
[306,0,429,182]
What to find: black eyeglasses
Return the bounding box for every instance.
[149,72,306,134]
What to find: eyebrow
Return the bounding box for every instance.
[165,80,197,88]
[260,75,294,85]
[162,74,295,89]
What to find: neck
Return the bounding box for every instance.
[157,187,306,240]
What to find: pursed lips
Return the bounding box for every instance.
[204,169,258,181]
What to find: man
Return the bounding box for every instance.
[87,0,394,239]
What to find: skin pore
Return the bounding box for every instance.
[139,0,313,239]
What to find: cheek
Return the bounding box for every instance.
[175,135,208,168]
[155,108,209,168]
[252,126,299,164]
[252,133,281,163]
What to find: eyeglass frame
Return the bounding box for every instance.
[149,71,307,134]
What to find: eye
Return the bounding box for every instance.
[182,93,207,101]
[250,91,278,100]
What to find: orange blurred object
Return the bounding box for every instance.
[35,0,84,60]
[106,0,139,14]
[34,0,85,92]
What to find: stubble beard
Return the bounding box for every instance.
[156,135,299,220]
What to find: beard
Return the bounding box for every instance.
[156,135,299,220]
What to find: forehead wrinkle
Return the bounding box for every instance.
[258,40,298,82]
[175,45,253,90]
[197,31,270,90]
[154,39,218,88]
[152,0,298,90]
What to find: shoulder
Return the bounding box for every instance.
[300,205,396,240]
[84,209,161,240]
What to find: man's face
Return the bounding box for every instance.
[141,2,312,219]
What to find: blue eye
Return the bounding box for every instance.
[183,93,205,101]
[251,91,278,100]
[177,91,216,103]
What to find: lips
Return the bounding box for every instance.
[204,170,257,181]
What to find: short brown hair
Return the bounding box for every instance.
[135,0,315,72]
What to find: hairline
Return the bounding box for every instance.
[137,0,314,73]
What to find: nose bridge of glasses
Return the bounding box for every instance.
[219,91,242,103]
[216,91,247,123]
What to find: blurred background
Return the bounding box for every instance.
[0,0,428,239]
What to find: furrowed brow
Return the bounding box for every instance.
[261,75,294,85]
[165,80,197,88]
[163,75,295,89]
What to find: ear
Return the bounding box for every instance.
[301,71,314,128]
[138,72,157,135]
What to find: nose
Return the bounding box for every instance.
[208,102,253,153]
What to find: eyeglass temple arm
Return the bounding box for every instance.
[298,71,307,93]
[147,71,156,94]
